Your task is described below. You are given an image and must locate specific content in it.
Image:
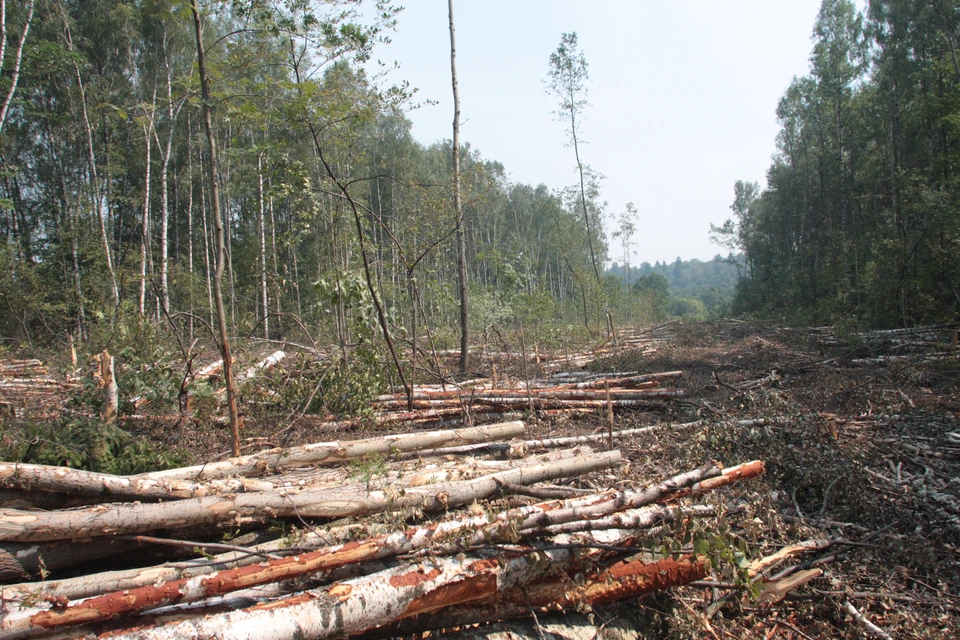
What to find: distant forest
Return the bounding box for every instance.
[716,0,960,328]
[606,255,741,319]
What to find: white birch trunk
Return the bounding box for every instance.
[0,450,620,542]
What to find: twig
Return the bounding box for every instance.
[678,596,722,640]
[520,587,547,640]
[115,535,282,561]
[779,621,817,640]
[844,600,894,640]
[820,476,843,517]
[495,481,586,500]
[713,371,743,396]
[791,487,804,519]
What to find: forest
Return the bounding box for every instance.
[715,0,960,328]
[0,0,633,356]
[0,2,959,639]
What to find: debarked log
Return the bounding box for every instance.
[0,463,276,503]
[0,423,528,504]
[0,441,576,506]
[0,451,622,542]
[139,421,526,482]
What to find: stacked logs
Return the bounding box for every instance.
[0,421,766,639]
[368,370,686,427]
[0,359,79,418]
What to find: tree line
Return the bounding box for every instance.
[0,0,629,360]
[715,0,960,327]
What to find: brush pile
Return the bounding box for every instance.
[0,417,767,640]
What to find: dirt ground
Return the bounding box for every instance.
[569,321,960,639]
[2,320,959,639]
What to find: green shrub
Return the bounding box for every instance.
[0,417,187,474]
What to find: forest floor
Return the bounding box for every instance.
[1,320,959,639]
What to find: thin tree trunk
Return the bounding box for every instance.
[268,184,280,332]
[200,159,215,329]
[0,0,34,135]
[69,204,86,339]
[139,102,155,316]
[257,151,269,339]
[449,0,469,375]
[187,119,195,341]
[72,60,120,307]
[190,0,242,457]
[156,45,180,314]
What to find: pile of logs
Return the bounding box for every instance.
[0,359,79,419]
[0,421,765,639]
[364,370,686,430]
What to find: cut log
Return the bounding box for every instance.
[0,538,160,582]
[407,421,700,460]
[0,450,621,542]
[0,443,578,504]
[77,530,696,640]
[0,463,276,503]
[0,487,719,634]
[139,421,526,482]
[0,458,750,605]
[238,351,285,381]
[0,524,384,602]
[372,555,707,639]
[571,370,683,389]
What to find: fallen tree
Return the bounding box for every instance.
[0,450,622,542]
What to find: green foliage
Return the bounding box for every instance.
[320,339,386,417]
[0,417,187,474]
[720,0,960,327]
[669,297,707,321]
[631,272,670,322]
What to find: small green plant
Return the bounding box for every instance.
[349,453,388,490]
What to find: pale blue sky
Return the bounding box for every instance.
[374,1,834,264]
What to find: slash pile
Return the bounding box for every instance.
[0,420,765,639]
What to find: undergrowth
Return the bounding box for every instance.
[0,416,187,474]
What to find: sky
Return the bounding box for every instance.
[372,0,830,265]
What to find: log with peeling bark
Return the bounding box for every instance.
[370,555,707,639]
[0,450,621,542]
[0,497,723,635]
[0,458,758,609]
[0,524,384,602]
[23,529,691,640]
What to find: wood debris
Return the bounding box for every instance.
[0,412,767,639]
